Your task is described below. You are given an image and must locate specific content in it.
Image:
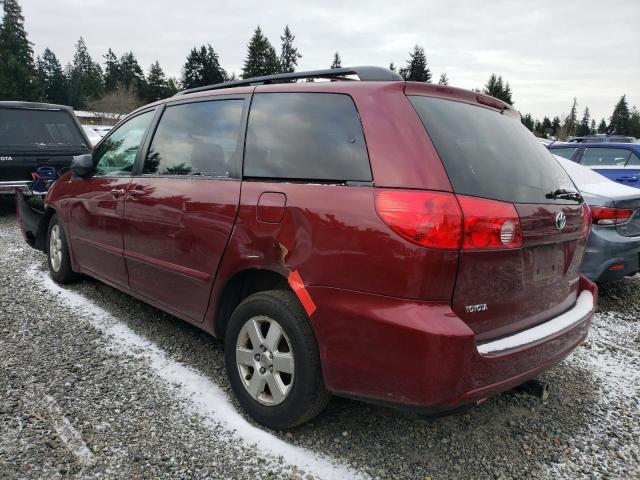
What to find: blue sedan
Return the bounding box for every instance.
[548,142,640,189]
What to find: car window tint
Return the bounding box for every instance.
[409,96,575,204]
[626,151,640,166]
[144,100,243,177]
[93,111,154,177]
[580,148,631,167]
[0,108,88,150]
[550,147,578,160]
[244,93,371,182]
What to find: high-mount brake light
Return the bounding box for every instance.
[457,195,523,250]
[589,205,633,226]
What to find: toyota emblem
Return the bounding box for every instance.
[555,211,566,231]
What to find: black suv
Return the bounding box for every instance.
[0,102,91,194]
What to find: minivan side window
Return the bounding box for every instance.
[244,93,371,182]
[143,100,244,178]
[581,148,631,167]
[93,111,154,177]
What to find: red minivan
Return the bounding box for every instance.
[17,67,597,429]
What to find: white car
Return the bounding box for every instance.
[555,155,640,283]
[82,125,102,147]
[93,126,113,137]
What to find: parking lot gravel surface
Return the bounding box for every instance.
[0,196,638,480]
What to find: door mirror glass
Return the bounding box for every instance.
[70,154,94,178]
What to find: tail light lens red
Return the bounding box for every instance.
[375,190,524,250]
[374,190,462,249]
[589,205,633,226]
[457,195,523,250]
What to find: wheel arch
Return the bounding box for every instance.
[35,206,58,252]
[214,268,291,338]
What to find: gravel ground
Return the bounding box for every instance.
[0,195,638,480]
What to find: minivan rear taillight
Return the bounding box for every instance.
[375,190,524,250]
[457,195,523,250]
[374,190,462,249]
[589,205,633,226]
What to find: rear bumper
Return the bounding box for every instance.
[582,226,640,282]
[0,180,30,194]
[308,275,597,412]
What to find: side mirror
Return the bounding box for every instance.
[71,154,94,178]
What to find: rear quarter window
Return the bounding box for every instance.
[244,93,371,182]
[409,96,576,204]
[550,147,578,160]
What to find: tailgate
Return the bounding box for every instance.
[0,153,74,182]
[452,204,585,341]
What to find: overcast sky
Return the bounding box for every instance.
[21,0,640,122]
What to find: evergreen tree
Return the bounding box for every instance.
[330,52,342,69]
[166,77,180,96]
[182,44,226,89]
[143,61,170,102]
[562,98,578,138]
[597,118,608,134]
[242,26,279,79]
[35,48,67,104]
[483,74,513,104]
[119,51,145,92]
[629,106,640,139]
[399,45,431,82]
[279,25,301,73]
[551,116,561,137]
[576,106,591,136]
[0,0,38,100]
[103,48,120,92]
[542,116,552,137]
[388,62,396,72]
[590,119,597,135]
[534,119,545,137]
[609,95,630,135]
[521,113,534,132]
[68,37,103,109]
[438,73,449,85]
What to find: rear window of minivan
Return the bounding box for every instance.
[409,96,577,204]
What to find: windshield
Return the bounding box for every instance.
[409,96,578,204]
[0,107,88,150]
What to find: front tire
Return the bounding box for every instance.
[47,214,80,284]
[224,290,330,429]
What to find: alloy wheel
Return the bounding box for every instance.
[235,315,295,406]
[49,224,63,272]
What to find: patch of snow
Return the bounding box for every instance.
[28,265,368,480]
[477,291,594,354]
[42,394,96,467]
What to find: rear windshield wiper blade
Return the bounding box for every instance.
[545,188,583,202]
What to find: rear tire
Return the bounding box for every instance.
[224,290,331,429]
[47,214,80,284]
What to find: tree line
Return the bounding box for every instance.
[1,0,638,138]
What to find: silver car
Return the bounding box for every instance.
[556,155,640,282]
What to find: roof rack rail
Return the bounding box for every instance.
[175,66,403,96]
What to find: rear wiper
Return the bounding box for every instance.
[545,188,583,202]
